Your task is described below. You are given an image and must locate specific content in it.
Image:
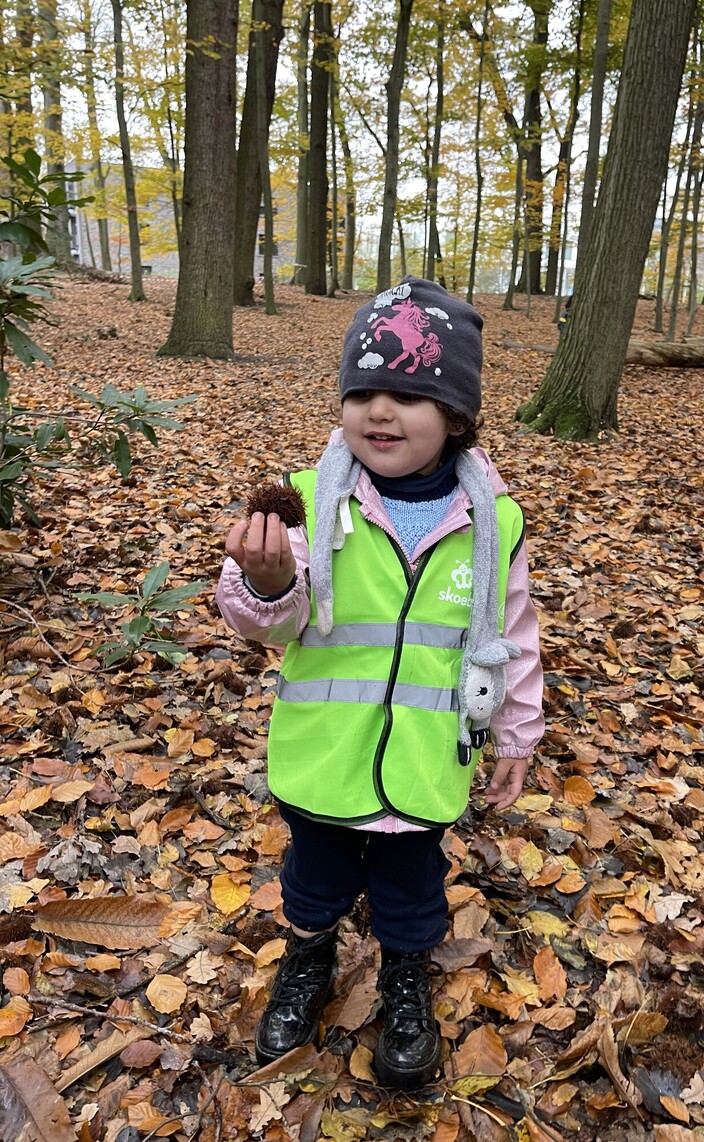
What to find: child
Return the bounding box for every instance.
[216,276,544,1088]
[557,293,573,336]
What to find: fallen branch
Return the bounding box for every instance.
[503,335,704,367]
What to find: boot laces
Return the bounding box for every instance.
[380,957,442,1024]
[269,944,332,1007]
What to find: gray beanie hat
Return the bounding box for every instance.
[339,276,484,420]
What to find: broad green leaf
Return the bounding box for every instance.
[146,581,209,612]
[141,561,171,601]
[78,591,133,607]
[0,462,24,483]
[3,322,53,367]
[121,616,151,643]
[112,430,132,477]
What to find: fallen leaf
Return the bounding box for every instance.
[0,995,32,1036]
[0,1054,75,1140]
[146,974,188,1014]
[33,895,171,949]
[210,873,251,915]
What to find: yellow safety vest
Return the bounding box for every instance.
[267,469,525,827]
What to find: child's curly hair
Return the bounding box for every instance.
[437,402,484,452]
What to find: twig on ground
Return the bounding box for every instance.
[30,996,191,1042]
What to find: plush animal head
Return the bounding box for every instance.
[462,665,497,722]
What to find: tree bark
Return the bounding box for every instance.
[233,0,284,307]
[14,0,34,153]
[38,0,73,267]
[111,0,145,302]
[576,0,613,267]
[81,0,111,271]
[426,0,445,285]
[467,0,490,304]
[334,75,355,290]
[516,0,696,439]
[292,1,313,286]
[254,0,276,314]
[516,0,550,295]
[306,0,333,296]
[376,0,413,292]
[548,0,585,305]
[159,0,238,357]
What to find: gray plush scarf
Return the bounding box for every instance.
[309,436,520,756]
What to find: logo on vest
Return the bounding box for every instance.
[438,561,473,607]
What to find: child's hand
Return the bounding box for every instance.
[225,513,297,596]
[485,757,530,811]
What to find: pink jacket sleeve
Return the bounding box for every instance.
[490,540,545,759]
[215,525,312,646]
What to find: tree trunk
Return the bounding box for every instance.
[427,0,445,285]
[14,0,34,153]
[516,0,550,295]
[111,0,145,302]
[516,0,696,440]
[548,0,584,304]
[667,64,704,342]
[503,154,524,310]
[81,0,111,271]
[38,0,73,267]
[576,0,613,267]
[306,0,333,296]
[376,0,413,292]
[328,52,339,296]
[233,0,284,307]
[334,78,355,290]
[654,112,692,333]
[292,1,312,286]
[159,0,238,357]
[467,0,490,304]
[254,0,276,315]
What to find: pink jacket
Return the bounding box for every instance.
[216,442,544,785]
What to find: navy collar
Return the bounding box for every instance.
[366,451,458,502]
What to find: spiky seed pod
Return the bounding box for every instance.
[245,481,307,529]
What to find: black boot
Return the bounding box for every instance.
[374,948,441,1088]
[254,928,336,1065]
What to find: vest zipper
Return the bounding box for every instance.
[371,542,435,814]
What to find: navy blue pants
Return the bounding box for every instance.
[278,805,450,954]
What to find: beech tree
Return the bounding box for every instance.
[111,0,145,301]
[376,0,413,292]
[306,0,333,295]
[159,0,238,358]
[516,0,697,440]
[232,0,284,308]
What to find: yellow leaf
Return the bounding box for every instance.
[667,655,692,680]
[349,1044,375,1083]
[451,1074,502,1097]
[210,873,250,916]
[527,911,570,939]
[513,793,553,812]
[145,974,188,1014]
[518,841,544,881]
[0,995,32,1036]
[166,727,194,757]
[255,938,287,969]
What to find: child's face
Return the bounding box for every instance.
[342,390,457,477]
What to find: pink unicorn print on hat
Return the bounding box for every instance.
[370,296,444,374]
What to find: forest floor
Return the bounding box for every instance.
[0,277,703,1142]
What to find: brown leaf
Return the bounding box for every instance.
[33,894,171,949]
[562,776,596,806]
[120,1039,163,1068]
[0,995,32,1036]
[452,1024,507,1078]
[146,973,188,1014]
[653,1126,699,1141]
[2,967,30,995]
[433,938,492,972]
[56,1024,154,1092]
[325,970,378,1031]
[533,945,568,1001]
[0,1054,75,1141]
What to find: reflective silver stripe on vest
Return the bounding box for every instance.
[277,676,459,713]
[300,621,466,650]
